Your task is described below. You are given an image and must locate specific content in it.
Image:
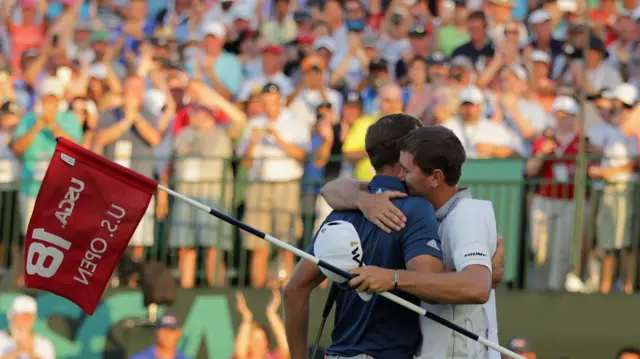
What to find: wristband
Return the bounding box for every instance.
[394,270,399,289]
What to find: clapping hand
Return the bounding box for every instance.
[236,291,253,321]
[266,288,282,316]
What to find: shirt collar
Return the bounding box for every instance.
[368,175,407,193]
[435,187,472,223]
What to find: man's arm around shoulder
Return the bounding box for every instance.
[283,258,325,359]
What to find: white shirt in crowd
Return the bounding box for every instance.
[236,109,311,182]
[0,331,55,359]
[587,121,639,189]
[237,72,294,101]
[442,117,526,158]
[289,88,343,126]
[418,189,499,359]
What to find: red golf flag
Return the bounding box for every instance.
[24,137,158,315]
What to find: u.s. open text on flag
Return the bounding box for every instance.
[24,137,158,315]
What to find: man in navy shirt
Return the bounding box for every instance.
[131,313,190,359]
[284,114,443,359]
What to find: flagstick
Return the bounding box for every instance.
[157,185,525,359]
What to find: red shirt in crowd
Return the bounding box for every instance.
[8,23,45,77]
[532,134,580,200]
[172,105,230,136]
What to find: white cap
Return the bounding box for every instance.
[552,96,579,115]
[312,36,336,53]
[232,6,252,21]
[88,63,108,80]
[618,9,633,19]
[200,22,226,39]
[314,220,372,302]
[40,77,64,98]
[531,50,551,64]
[633,6,640,21]
[9,296,37,316]
[505,64,527,81]
[557,0,578,13]
[613,83,638,106]
[529,9,551,25]
[459,86,484,105]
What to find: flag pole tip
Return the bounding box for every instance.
[55,136,61,142]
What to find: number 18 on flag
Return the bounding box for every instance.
[24,137,158,315]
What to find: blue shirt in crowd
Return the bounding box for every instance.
[302,134,326,195]
[131,346,190,359]
[308,175,442,359]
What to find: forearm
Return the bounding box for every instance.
[267,313,290,359]
[313,140,333,167]
[320,178,368,210]
[397,268,491,304]
[96,120,131,147]
[283,291,311,359]
[133,118,162,147]
[525,157,545,176]
[240,142,258,168]
[330,57,352,87]
[12,125,43,154]
[510,111,537,140]
[275,138,306,161]
[233,320,253,359]
[205,69,233,100]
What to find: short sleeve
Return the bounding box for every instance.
[215,54,243,96]
[531,136,545,156]
[449,202,495,272]
[61,113,84,143]
[13,113,36,139]
[342,118,369,153]
[402,199,442,263]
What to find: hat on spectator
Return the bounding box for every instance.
[201,22,227,39]
[369,58,388,72]
[232,6,253,21]
[633,7,640,21]
[451,55,474,70]
[9,296,37,317]
[613,83,638,106]
[293,9,313,23]
[459,86,484,105]
[557,0,578,12]
[313,220,372,302]
[453,0,466,6]
[313,36,336,54]
[531,50,551,65]
[408,23,431,37]
[156,313,181,330]
[618,9,634,19]
[600,88,614,99]
[588,35,608,58]
[552,96,579,115]
[75,20,92,32]
[361,32,379,49]
[88,63,108,80]
[20,0,37,9]
[296,33,316,45]
[344,91,363,106]
[427,51,447,65]
[263,44,284,55]
[41,77,64,98]
[488,0,515,7]
[262,82,281,94]
[507,337,532,353]
[317,102,332,111]
[529,9,552,25]
[504,64,527,81]
[0,101,21,116]
[91,31,110,43]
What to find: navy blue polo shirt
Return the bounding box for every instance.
[308,175,442,359]
[131,346,190,359]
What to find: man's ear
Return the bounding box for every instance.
[391,162,403,178]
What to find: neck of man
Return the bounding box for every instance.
[471,36,486,49]
[429,185,460,211]
[155,346,175,359]
[463,115,481,126]
[264,68,278,77]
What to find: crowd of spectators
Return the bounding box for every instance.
[0,0,639,293]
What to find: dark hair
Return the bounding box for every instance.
[468,10,487,25]
[365,114,423,171]
[618,347,640,357]
[397,126,466,186]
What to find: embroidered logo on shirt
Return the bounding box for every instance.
[464,252,487,257]
[427,239,440,251]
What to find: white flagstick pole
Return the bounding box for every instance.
[157,185,525,359]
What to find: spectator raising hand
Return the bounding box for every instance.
[234,290,290,359]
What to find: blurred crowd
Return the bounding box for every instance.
[0,0,639,294]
